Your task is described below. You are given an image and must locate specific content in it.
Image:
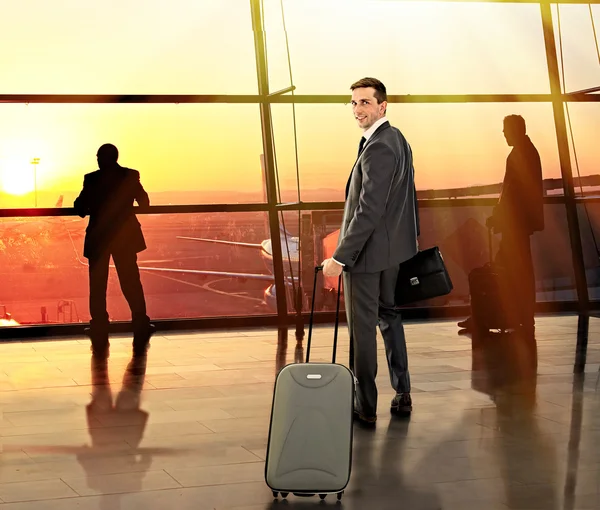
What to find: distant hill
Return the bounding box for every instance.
[1,174,598,209]
[418,174,600,199]
[0,188,344,208]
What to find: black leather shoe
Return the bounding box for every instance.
[90,344,110,360]
[391,393,412,416]
[85,327,110,359]
[457,317,472,330]
[132,323,156,357]
[353,409,377,426]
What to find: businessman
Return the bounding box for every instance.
[74,143,154,359]
[322,78,419,424]
[458,115,544,333]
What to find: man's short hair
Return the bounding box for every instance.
[97,143,119,162]
[350,77,387,104]
[504,115,526,135]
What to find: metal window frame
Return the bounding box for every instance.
[0,0,599,340]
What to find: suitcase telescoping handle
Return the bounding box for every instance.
[305,265,343,364]
[488,225,493,264]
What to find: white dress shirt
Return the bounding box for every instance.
[361,116,388,144]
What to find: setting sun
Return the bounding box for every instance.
[0,164,35,195]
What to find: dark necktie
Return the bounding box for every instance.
[347,137,366,198]
[358,136,366,156]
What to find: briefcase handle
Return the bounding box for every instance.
[306,266,342,364]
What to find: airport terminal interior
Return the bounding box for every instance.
[2,0,600,508]
[0,315,599,509]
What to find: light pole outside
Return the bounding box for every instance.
[31,157,40,207]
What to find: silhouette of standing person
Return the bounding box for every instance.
[74,143,154,358]
[459,115,544,333]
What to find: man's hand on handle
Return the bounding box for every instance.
[321,258,344,277]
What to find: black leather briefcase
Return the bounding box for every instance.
[395,247,453,306]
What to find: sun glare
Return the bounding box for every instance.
[0,165,35,195]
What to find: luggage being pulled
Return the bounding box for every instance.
[264,266,354,502]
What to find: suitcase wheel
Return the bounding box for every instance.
[272,491,278,498]
[281,492,289,498]
[337,491,344,500]
[319,494,326,500]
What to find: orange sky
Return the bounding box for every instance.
[0,0,599,204]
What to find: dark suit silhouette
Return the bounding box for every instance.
[74,144,152,356]
[490,117,544,329]
[460,115,543,332]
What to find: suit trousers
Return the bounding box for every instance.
[89,251,150,333]
[495,230,535,328]
[343,265,410,417]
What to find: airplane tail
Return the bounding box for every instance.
[260,153,296,242]
[279,223,295,240]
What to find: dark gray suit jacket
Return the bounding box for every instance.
[333,121,419,274]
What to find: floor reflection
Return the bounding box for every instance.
[564,371,585,510]
[71,357,152,510]
[275,327,304,374]
[348,419,443,510]
[2,315,597,508]
[78,355,150,509]
[565,312,590,510]
[471,328,559,509]
[263,418,442,510]
[575,312,590,372]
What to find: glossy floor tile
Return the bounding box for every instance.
[1,314,599,509]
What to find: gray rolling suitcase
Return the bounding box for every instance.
[265,266,354,502]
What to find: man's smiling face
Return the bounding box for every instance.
[351,87,386,131]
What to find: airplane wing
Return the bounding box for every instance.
[136,265,275,281]
[70,239,296,283]
[137,265,298,283]
[176,236,264,249]
[72,251,296,283]
[74,256,275,281]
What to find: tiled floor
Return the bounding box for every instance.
[1,314,599,509]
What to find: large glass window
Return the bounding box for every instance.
[563,103,600,182]
[264,1,550,95]
[270,103,561,201]
[553,4,600,93]
[567,102,600,302]
[0,0,258,94]
[1,0,597,331]
[0,212,277,326]
[0,104,266,207]
[296,202,577,313]
[0,202,581,327]
[576,202,600,302]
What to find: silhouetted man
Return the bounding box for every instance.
[74,143,154,358]
[459,115,544,332]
